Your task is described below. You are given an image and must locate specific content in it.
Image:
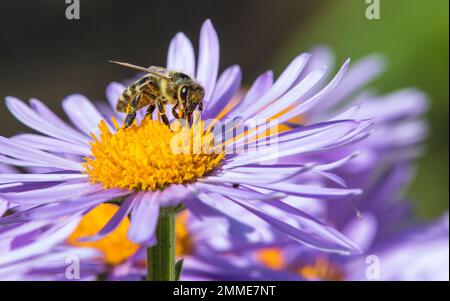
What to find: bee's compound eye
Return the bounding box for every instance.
[180,86,189,100]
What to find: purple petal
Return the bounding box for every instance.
[167,32,196,76]
[204,65,241,118]
[0,173,87,184]
[237,53,310,120]
[226,120,372,166]
[106,82,126,117]
[314,170,348,187]
[158,184,192,207]
[252,182,361,199]
[5,97,87,145]
[0,182,102,205]
[200,173,292,186]
[302,46,335,77]
[188,192,254,237]
[229,197,360,254]
[350,88,429,123]
[196,19,220,103]
[329,105,362,120]
[0,217,81,266]
[318,54,385,114]
[342,213,378,252]
[21,189,129,220]
[193,182,284,200]
[315,152,360,171]
[228,118,360,151]
[229,71,274,114]
[0,200,7,216]
[225,164,311,174]
[12,134,90,156]
[29,98,87,140]
[277,59,351,123]
[128,192,160,245]
[0,155,48,168]
[201,165,314,185]
[94,101,118,123]
[0,164,17,174]
[0,220,48,241]
[62,94,111,136]
[0,136,84,171]
[80,193,137,242]
[252,66,327,121]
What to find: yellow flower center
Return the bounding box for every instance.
[83,118,224,191]
[67,205,194,266]
[67,203,139,265]
[256,248,286,270]
[175,211,194,257]
[256,248,344,280]
[298,256,344,281]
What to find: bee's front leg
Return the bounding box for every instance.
[124,93,141,128]
[172,101,180,119]
[145,104,156,118]
[157,98,170,127]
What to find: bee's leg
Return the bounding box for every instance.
[145,104,156,118]
[172,102,180,119]
[198,102,203,114]
[124,93,141,128]
[157,98,170,127]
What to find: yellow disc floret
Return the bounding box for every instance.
[256,247,286,270]
[298,256,344,281]
[256,248,344,280]
[175,211,193,257]
[67,203,139,265]
[83,118,224,191]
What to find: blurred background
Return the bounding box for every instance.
[0,0,448,218]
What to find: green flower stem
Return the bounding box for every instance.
[147,206,178,281]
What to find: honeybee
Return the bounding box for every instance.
[110,60,205,128]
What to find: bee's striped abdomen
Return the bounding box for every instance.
[116,82,140,112]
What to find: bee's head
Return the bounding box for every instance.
[178,83,205,117]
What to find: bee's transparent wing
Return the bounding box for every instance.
[109,61,169,78]
[148,66,173,77]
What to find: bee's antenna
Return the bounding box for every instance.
[109,60,153,73]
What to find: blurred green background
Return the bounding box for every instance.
[273,0,448,218]
[0,0,448,218]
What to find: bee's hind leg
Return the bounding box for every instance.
[124,93,141,128]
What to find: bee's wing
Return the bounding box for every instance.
[148,66,172,77]
[149,66,195,80]
[109,61,170,79]
[147,66,166,72]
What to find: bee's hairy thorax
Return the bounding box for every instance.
[117,76,176,112]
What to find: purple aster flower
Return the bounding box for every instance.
[0,215,103,280]
[179,48,446,281]
[293,46,429,228]
[182,164,449,281]
[0,203,158,281]
[0,206,296,281]
[278,163,448,281]
[0,165,18,216]
[291,46,428,173]
[0,19,372,261]
[345,211,449,281]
